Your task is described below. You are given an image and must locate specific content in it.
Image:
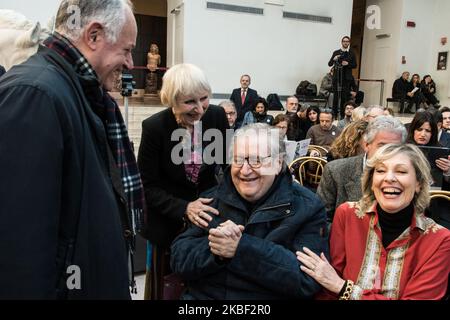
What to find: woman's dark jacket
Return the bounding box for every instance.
[170,168,328,299]
[0,46,130,299]
[138,106,229,247]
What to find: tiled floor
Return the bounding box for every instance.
[131,273,146,300]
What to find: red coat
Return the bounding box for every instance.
[324,201,450,300]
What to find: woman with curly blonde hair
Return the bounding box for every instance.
[298,143,450,300]
[328,120,368,160]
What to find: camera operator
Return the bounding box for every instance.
[328,36,357,119]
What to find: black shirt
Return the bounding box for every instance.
[377,202,414,248]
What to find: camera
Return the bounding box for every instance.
[335,51,349,65]
[121,73,135,97]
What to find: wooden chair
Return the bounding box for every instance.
[307,145,329,158]
[425,190,450,300]
[426,190,450,230]
[288,156,327,190]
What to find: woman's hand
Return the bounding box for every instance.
[436,156,450,175]
[186,198,219,228]
[296,247,345,294]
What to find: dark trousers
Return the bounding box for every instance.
[144,244,171,300]
[332,82,351,119]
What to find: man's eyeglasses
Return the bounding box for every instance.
[225,112,236,117]
[232,156,272,168]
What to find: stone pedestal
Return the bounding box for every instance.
[143,93,161,105]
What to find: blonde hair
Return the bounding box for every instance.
[351,106,367,122]
[329,120,368,159]
[360,143,432,214]
[160,63,212,108]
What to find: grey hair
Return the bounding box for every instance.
[364,115,407,144]
[229,123,286,163]
[366,105,384,116]
[218,100,236,111]
[55,0,133,43]
[360,143,431,214]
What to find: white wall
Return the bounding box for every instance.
[0,0,59,27]
[398,0,435,76]
[360,0,450,107]
[180,0,353,99]
[429,0,450,106]
[167,0,185,66]
[360,0,403,106]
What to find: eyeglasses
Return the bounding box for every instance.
[225,112,236,117]
[232,156,272,168]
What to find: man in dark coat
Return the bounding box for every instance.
[328,36,357,119]
[0,0,141,299]
[392,71,415,113]
[171,123,328,299]
[230,74,259,128]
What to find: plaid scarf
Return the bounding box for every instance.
[44,33,145,235]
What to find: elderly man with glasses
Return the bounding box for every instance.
[170,123,328,299]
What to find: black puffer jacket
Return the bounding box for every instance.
[171,167,328,299]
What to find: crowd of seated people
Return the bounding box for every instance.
[1,5,449,301]
[392,72,440,113]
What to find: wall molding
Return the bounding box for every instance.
[206,2,264,15]
[283,11,332,24]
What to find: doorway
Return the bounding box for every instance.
[130,0,168,91]
[350,0,367,80]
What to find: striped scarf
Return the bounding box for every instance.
[44,33,145,235]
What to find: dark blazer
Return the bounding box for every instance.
[439,130,450,148]
[0,46,130,299]
[328,49,357,81]
[230,87,258,126]
[138,105,229,247]
[392,77,413,99]
[171,168,328,299]
[317,155,364,224]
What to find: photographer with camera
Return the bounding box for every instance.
[328,36,357,120]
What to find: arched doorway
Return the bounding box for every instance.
[130,0,168,93]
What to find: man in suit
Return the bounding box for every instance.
[328,36,357,120]
[441,106,450,133]
[435,108,450,148]
[317,116,407,225]
[230,74,258,128]
[392,71,415,113]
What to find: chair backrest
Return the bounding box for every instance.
[426,190,450,230]
[289,156,327,190]
[427,190,450,300]
[308,145,329,158]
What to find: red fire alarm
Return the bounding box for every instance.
[402,56,406,64]
[406,21,416,27]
